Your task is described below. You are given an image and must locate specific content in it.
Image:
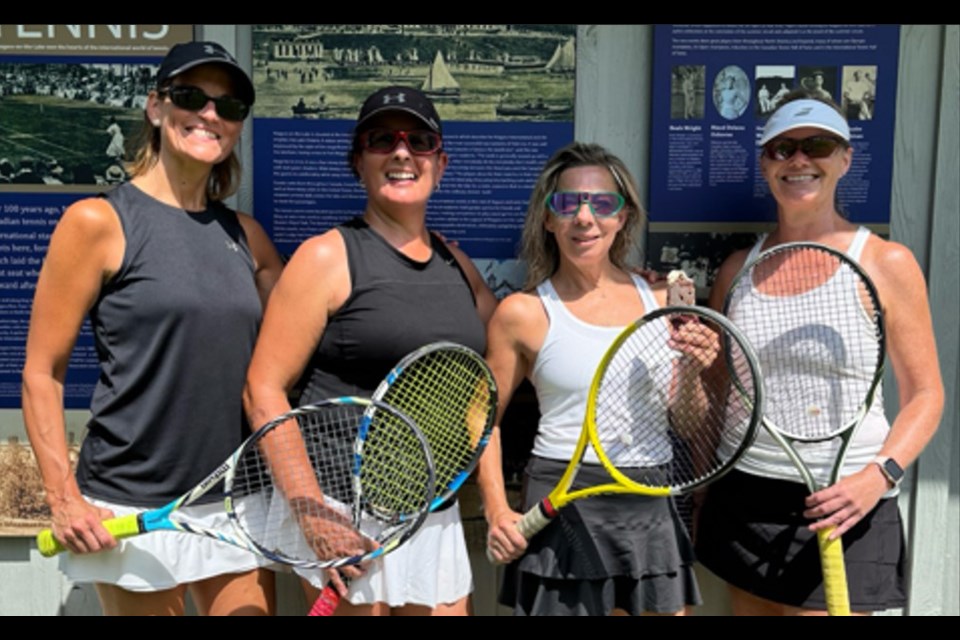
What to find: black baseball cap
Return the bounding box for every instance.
[156,41,255,106]
[355,85,442,134]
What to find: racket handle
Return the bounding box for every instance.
[308,583,342,617]
[485,500,557,565]
[817,527,852,616]
[516,500,555,540]
[36,514,142,557]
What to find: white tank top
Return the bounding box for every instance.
[729,227,893,493]
[530,274,660,462]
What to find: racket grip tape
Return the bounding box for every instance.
[308,584,341,617]
[36,514,143,557]
[817,527,852,616]
[516,499,557,540]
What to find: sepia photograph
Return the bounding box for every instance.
[0,62,156,187]
[671,65,705,120]
[842,65,877,121]
[251,25,576,123]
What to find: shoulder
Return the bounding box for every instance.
[860,234,927,298]
[57,196,121,240]
[288,228,347,269]
[491,291,544,328]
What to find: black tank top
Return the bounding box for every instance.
[299,217,486,402]
[75,183,262,506]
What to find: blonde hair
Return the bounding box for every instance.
[520,142,645,290]
[125,96,241,201]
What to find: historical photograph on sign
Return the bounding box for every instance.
[842,65,877,121]
[671,65,705,120]
[251,25,576,123]
[0,62,155,187]
[755,65,796,118]
[798,65,837,103]
[712,64,750,120]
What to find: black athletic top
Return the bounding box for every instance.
[75,183,262,507]
[298,216,486,402]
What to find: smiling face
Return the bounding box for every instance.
[353,111,447,213]
[544,165,626,265]
[146,64,243,168]
[761,126,852,214]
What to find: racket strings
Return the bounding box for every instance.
[378,347,495,500]
[593,312,759,492]
[731,246,883,441]
[229,402,430,566]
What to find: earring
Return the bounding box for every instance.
[152,119,161,127]
[434,182,441,192]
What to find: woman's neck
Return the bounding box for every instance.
[133,157,212,211]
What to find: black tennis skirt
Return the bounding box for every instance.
[498,455,702,615]
[694,469,906,612]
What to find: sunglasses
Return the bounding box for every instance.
[159,85,250,122]
[546,191,626,218]
[763,135,847,161]
[358,128,443,155]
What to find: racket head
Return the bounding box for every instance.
[586,305,763,494]
[373,342,498,508]
[723,241,885,446]
[226,397,435,568]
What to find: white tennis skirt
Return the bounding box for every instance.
[58,495,272,592]
[294,502,474,608]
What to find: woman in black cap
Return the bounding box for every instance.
[695,91,943,615]
[244,85,497,616]
[22,41,283,615]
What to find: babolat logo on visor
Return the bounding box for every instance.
[793,106,814,118]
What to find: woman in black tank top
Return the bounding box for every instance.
[244,86,497,616]
[21,42,284,615]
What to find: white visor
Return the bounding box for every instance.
[759,99,850,146]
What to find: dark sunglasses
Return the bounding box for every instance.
[358,128,443,155]
[546,191,626,218]
[159,85,250,122]
[763,135,847,161]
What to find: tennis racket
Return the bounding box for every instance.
[723,241,885,616]
[493,305,763,557]
[307,341,498,616]
[37,397,435,573]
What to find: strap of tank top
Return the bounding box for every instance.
[631,273,659,312]
[536,279,559,323]
[846,225,871,261]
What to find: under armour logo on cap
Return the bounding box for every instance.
[355,85,443,134]
[382,92,407,105]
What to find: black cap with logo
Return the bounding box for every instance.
[355,85,442,134]
[156,41,255,106]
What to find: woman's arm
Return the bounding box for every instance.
[21,198,124,553]
[237,212,285,308]
[448,243,499,325]
[806,239,945,537]
[475,293,543,564]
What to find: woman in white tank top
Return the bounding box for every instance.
[475,143,708,616]
[696,92,944,615]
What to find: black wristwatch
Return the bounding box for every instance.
[872,456,904,487]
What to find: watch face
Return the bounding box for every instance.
[882,458,904,482]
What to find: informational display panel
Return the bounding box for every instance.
[251,25,576,295]
[646,25,900,299]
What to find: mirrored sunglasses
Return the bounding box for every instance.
[763,135,847,161]
[160,85,250,122]
[546,191,626,218]
[358,128,443,155]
